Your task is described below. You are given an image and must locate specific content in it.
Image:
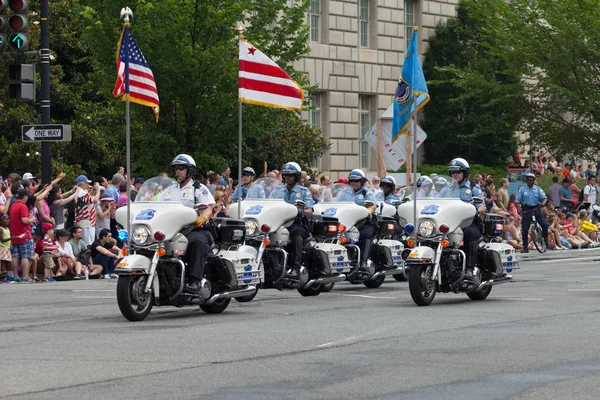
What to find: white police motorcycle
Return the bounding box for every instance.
[113,177,258,321]
[314,183,406,289]
[397,177,517,306]
[229,178,348,297]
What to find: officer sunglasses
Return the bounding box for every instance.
[349,179,362,183]
[173,166,187,171]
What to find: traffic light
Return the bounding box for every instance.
[7,0,28,50]
[0,0,8,50]
[8,64,35,101]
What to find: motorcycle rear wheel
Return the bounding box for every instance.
[467,285,492,300]
[363,274,385,288]
[235,287,259,303]
[408,264,437,306]
[116,275,154,321]
[200,298,231,314]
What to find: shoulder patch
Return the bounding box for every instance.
[465,189,471,194]
[201,188,209,196]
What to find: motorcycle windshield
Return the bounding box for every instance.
[245,177,284,201]
[135,176,181,203]
[319,183,381,204]
[432,176,461,199]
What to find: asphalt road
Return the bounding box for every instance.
[2,249,600,400]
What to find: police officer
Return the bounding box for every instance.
[416,176,434,198]
[160,154,215,294]
[447,158,482,280]
[336,169,378,272]
[516,172,549,253]
[380,175,400,204]
[232,167,257,202]
[269,162,313,280]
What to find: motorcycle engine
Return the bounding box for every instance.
[443,253,464,282]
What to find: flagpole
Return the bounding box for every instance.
[412,27,419,230]
[238,101,243,219]
[121,9,133,249]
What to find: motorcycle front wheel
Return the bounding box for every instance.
[116,275,154,321]
[408,264,437,306]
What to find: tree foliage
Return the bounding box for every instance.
[421,0,526,167]
[0,0,328,181]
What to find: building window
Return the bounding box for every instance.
[308,0,320,43]
[359,0,369,47]
[405,0,415,48]
[309,93,321,130]
[359,95,373,169]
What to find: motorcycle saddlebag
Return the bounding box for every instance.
[311,215,340,238]
[212,218,246,244]
[371,243,393,268]
[304,246,332,274]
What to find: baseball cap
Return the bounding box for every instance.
[134,177,145,184]
[42,223,54,233]
[76,175,91,184]
[100,193,114,202]
[22,172,33,180]
[16,188,29,198]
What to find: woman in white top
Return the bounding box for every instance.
[503,216,523,251]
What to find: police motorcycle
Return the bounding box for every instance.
[314,183,406,288]
[229,178,348,297]
[397,176,517,306]
[113,177,258,321]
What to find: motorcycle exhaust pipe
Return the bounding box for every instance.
[303,273,347,288]
[206,285,258,305]
[476,275,513,291]
[371,265,405,279]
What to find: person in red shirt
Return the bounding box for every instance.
[9,189,36,283]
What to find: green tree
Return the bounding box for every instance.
[489,0,600,159]
[420,0,525,167]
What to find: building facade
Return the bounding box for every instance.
[294,0,460,179]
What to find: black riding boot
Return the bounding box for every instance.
[286,234,304,279]
[360,239,373,273]
[465,241,479,280]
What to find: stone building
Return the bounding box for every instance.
[293,0,460,179]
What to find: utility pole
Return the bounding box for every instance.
[40,0,51,184]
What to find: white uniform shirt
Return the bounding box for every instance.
[584,184,597,205]
[160,180,215,210]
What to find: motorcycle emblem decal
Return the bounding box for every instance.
[246,205,263,215]
[135,209,156,220]
[420,205,439,215]
[242,265,254,284]
[323,207,337,216]
[337,256,344,262]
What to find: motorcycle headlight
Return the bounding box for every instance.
[418,220,436,237]
[132,226,151,245]
[245,219,258,236]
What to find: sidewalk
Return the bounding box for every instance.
[518,246,600,262]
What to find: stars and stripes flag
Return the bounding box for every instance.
[113,25,159,122]
[238,38,304,111]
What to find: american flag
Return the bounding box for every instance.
[113,25,159,122]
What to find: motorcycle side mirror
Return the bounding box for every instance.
[294,199,306,208]
[390,199,402,206]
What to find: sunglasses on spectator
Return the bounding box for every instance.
[173,166,187,171]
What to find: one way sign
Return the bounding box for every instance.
[21,125,72,142]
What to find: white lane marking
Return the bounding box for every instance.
[74,296,114,299]
[568,289,600,292]
[530,256,600,264]
[344,294,397,299]
[496,297,544,301]
[317,336,360,349]
[72,289,115,292]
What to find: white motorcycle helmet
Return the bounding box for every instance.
[171,154,197,179]
[348,169,367,182]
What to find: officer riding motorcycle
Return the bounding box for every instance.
[232,167,257,202]
[334,169,378,271]
[268,162,313,281]
[161,154,215,294]
[380,175,400,204]
[416,176,434,198]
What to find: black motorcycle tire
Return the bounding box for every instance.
[235,287,259,303]
[297,282,322,296]
[408,264,437,306]
[467,285,492,300]
[321,282,335,292]
[116,275,154,322]
[363,274,385,288]
[200,298,231,314]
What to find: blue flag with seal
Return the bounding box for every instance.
[392,27,430,143]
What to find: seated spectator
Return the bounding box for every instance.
[56,229,85,279]
[91,229,121,279]
[503,217,523,251]
[69,225,102,277]
[40,223,61,282]
[578,210,599,242]
[561,213,592,248]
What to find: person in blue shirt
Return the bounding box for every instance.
[232,167,257,202]
[447,157,482,280]
[268,162,313,281]
[380,175,400,204]
[516,173,549,253]
[335,169,377,273]
[558,178,573,211]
